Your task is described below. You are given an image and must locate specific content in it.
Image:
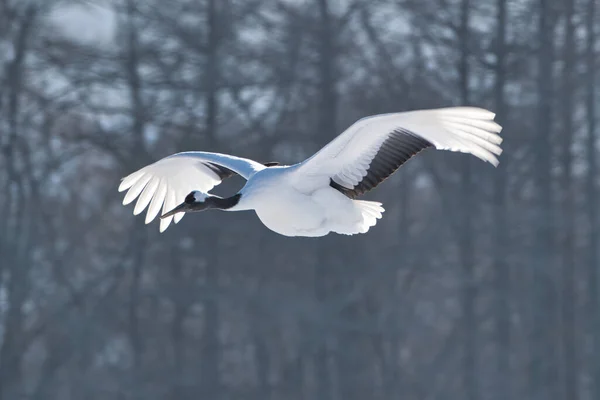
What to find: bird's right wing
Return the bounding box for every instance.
[291,107,503,197]
[118,152,264,232]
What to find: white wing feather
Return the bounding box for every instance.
[118,152,263,232]
[293,107,503,191]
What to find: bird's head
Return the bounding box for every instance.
[160,190,212,218]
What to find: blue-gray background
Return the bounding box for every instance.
[0,0,598,399]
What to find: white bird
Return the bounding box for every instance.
[118,107,503,237]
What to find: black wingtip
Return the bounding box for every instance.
[263,161,280,167]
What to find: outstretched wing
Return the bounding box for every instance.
[292,107,503,197]
[118,152,264,232]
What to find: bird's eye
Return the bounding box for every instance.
[184,193,195,204]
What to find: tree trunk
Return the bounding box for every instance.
[492,1,510,399]
[559,0,577,397]
[314,0,337,398]
[458,2,476,400]
[585,0,598,397]
[532,1,559,399]
[201,0,222,397]
[0,6,36,399]
[253,232,272,400]
[170,254,186,399]
[124,3,148,396]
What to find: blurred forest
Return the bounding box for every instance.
[0,0,598,399]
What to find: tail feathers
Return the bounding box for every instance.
[334,200,385,235]
[356,200,384,219]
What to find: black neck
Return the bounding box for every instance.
[207,193,242,210]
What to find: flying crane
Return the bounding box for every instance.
[118,107,503,237]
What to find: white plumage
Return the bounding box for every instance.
[118,107,503,237]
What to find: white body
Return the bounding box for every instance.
[234,166,382,236]
[118,107,503,237]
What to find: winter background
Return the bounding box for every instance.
[0,0,598,399]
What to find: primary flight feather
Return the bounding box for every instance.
[118,107,503,237]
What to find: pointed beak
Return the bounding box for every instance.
[160,202,190,219]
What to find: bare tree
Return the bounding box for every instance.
[314,0,338,397]
[532,1,560,399]
[457,1,477,399]
[585,0,599,398]
[0,4,38,399]
[559,0,577,397]
[491,0,510,399]
[201,0,222,397]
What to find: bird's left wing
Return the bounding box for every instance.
[291,107,503,197]
[118,152,264,232]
